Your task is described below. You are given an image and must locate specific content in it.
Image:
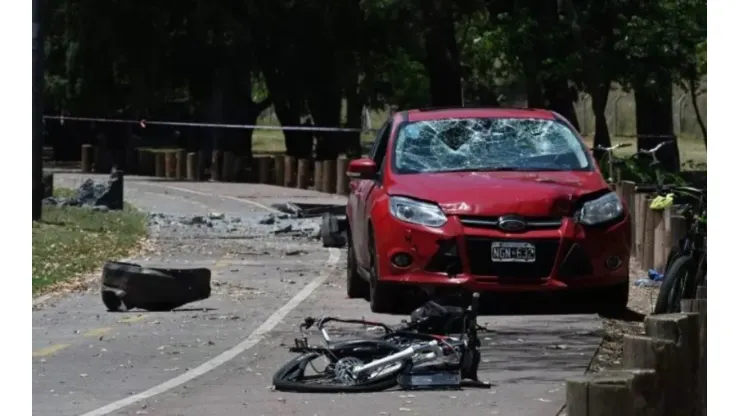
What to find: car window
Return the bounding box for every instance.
[369,121,390,161]
[371,121,391,167]
[392,117,592,174]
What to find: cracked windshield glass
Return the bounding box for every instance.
[393,117,591,174]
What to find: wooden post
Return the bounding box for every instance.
[623,314,700,416]
[175,149,186,180]
[634,194,646,262]
[186,152,197,180]
[336,156,349,195]
[641,199,655,269]
[155,152,166,178]
[165,151,177,178]
[297,159,310,189]
[211,150,222,181]
[284,155,296,187]
[313,160,324,192]
[197,150,208,180]
[81,144,93,173]
[681,286,707,416]
[652,209,666,273]
[566,370,659,416]
[322,159,337,195]
[669,213,687,250]
[273,155,285,187]
[222,151,235,182]
[256,155,271,184]
[619,181,636,255]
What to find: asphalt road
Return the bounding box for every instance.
[33,174,602,416]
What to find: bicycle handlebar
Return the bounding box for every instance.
[593,142,632,152]
[632,141,673,158]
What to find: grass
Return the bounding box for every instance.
[32,189,148,295]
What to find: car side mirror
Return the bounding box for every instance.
[346,158,378,180]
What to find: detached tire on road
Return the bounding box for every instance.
[321,213,346,248]
[101,261,211,312]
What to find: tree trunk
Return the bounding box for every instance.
[421,4,462,107]
[591,81,612,154]
[345,89,363,157]
[688,77,707,146]
[544,79,581,131]
[634,70,680,172]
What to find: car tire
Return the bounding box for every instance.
[368,230,395,314]
[346,231,369,299]
[596,281,629,317]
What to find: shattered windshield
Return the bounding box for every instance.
[392,117,591,174]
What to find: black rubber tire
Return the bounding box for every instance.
[654,255,697,314]
[368,230,395,314]
[664,245,682,274]
[596,282,629,317]
[321,213,347,248]
[101,289,124,312]
[272,340,403,393]
[101,261,211,312]
[346,230,369,299]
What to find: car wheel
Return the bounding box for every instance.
[368,230,395,314]
[346,231,369,299]
[596,281,629,317]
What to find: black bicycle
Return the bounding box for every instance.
[634,183,706,314]
[272,293,490,393]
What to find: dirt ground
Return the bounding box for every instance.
[587,260,659,373]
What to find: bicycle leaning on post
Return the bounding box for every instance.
[630,140,706,314]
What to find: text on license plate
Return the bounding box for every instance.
[490,241,536,263]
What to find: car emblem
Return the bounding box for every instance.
[498,216,527,232]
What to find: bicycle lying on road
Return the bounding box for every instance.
[272,293,491,393]
[635,183,706,314]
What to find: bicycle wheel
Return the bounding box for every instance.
[654,255,698,314]
[272,340,405,393]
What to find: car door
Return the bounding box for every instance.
[354,120,392,268]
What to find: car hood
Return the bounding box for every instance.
[386,171,608,217]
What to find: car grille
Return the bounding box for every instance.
[464,237,560,279]
[459,216,562,231]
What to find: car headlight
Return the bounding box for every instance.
[389,196,447,227]
[577,192,624,225]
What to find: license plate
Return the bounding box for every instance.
[491,241,536,263]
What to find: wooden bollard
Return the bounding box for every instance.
[284,155,296,187]
[222,151,235,182]
[634,194,646,260]
[336,156,349,195]
[256,155,271,184]
[165,151,177,178]
[618,181,636,255]
[681,286,707,416]
[197,150,208,180]
[93,146,110,173]
[566,369,659,416]
[81,144,93,173]
[273,155,285,186]
[186,152,197,180]
[669,212,687,250]
[175,150,186,180]
[297,159,310,189]
[641,198,655,269]
[211,150,222,181]
[652,209,667,272]
[624,314,700,416]
[313,160,324,192]
[322,159,337,194]
[155,152,166,177]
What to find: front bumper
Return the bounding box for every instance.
[372,213,631,293]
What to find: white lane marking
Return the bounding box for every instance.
[79,247,341,416]
[148,183,281,213]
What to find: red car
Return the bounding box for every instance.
[344,107,631,314]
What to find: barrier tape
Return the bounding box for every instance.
[42,115,377,133]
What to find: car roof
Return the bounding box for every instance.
[398,107,557,123]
